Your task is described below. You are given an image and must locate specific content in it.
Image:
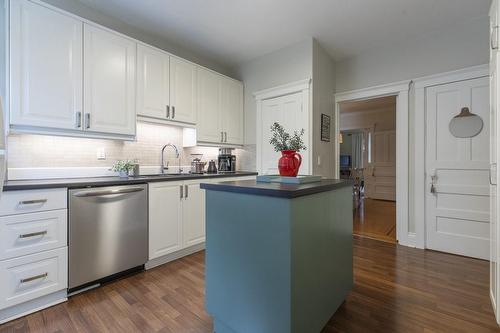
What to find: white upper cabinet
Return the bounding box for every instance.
[170,57,197,124]
[10,0,83,130]
[84,24,136,137]
[221,79,244,145]
[197,67,223,143]
[137,44,170,120]
[197,67,244,145]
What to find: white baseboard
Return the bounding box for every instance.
[399,232,417,248]
[0,290,67,324]
[145,243,205,270]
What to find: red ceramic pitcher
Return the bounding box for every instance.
[278,150,302,177]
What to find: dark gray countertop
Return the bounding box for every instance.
[200,179,353,198]
[3,172,258,191]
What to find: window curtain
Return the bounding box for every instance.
[351,133,363,169]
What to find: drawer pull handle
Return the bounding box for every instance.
[20,272,48,284]
[19,231,48,239]
[19,199,48,205]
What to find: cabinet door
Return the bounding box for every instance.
[170,57,197,124]
[197,68,223,143]
[84,24,136,136]
[221,78,244,145]
[10,0,83,130]
[137,44,170,119]
[149,182,183,260]
[182,180,206,247]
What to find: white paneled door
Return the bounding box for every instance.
[259,92,309,175]
[365,130,396,201]
[425,76,490,259]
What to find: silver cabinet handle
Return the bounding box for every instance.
[185,185,188,199]
[224,132,227,143]
[221,131,224,142]
[166,105,170,118]
[172,106,175,119]
[20,272,48,284]
[75,112,82,128]
[19,199,47,205]
[492,26,499,50]
[84,113,91,129]
[19,230,48,239]
[73,187,144,197]
[180,185,183,199]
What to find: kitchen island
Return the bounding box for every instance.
[200,179,353,333]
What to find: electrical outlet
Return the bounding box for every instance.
[97,147,106,160]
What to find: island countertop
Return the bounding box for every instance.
[200,178,353,198]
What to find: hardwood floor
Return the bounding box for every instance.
[353,197,396,243]
[1,237,498,333]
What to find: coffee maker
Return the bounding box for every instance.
[218,148,236,173]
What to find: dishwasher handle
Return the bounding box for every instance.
[73,187,145,197]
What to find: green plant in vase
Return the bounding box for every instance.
[111,160,135,178]
[269,122,306,177]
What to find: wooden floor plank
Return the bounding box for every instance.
[1,237,498,332]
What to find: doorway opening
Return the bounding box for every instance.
[339,96,397,243]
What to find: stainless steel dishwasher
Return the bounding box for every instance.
[69,184,148,293]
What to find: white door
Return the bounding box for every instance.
[10,0,83,130]
[221,78,244,145]
[365,130,396,201]
[197,68,223,143]
[170,57,197,124]
[148,182,183,260]
[425,77,490,259]
[259,92,309,175]
[83,24,136,136]
[182,180,206,247]
[137,44,170,120]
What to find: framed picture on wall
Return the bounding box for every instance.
[321,114,331,142]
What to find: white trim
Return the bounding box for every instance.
[413,64,490,249]
[334,81,411,247]
[255,79,312,175]
[413,64,489,89]
[254,78,311,100]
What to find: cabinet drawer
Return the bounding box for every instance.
[0,189,67,216]
[0,247,68,310]
[0,210,67,260]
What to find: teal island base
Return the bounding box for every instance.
[201,180,353,333]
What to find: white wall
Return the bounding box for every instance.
[312,40,336,177]
[234,39,313,145]
[340,108,396,132]
[335,16,489,92]
[0,0,6,106]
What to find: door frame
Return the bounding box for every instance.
[254,78,312,175]
[414,64,489,249]
[335,81,410,246]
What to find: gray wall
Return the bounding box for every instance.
[312,40,336,177]
[335,16,489,92]
[234,39,314,145]
[39,0,234,77]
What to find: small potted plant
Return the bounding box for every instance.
[269,122,306,177]
[111,160,135,178]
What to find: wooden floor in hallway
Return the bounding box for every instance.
[353,197,397,243]
[1,237,498,333]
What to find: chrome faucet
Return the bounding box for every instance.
[161,143,183,174]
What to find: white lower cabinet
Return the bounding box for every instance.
[148,176,256,263]
[148,181,184,259]
[0,189,68,324]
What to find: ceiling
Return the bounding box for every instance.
[340,96,396,113]
[78,0,491,67]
